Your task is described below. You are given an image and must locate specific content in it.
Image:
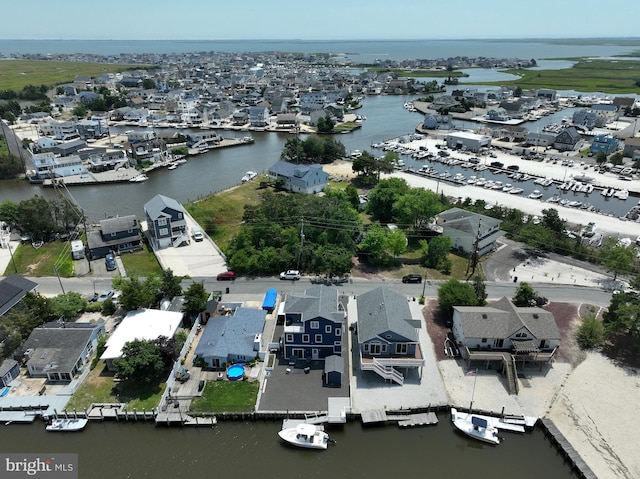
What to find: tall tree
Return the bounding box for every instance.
[183,282,208,318]
[471,275,488,306]
[113,339,164,384]
[393,188,441,232]
[512,282,537,307]
[366,177,410,223]
[599,237,636,281]
[160,268,182,299]
[437,279,478,316]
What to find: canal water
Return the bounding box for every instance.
[1,419,580,478]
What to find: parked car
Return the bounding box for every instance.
[402,274,423,284]
[216,270,236,281]
[97,290,114,302]
[192,229,204,242]
[280,270,301,280]
[105,253,117,271]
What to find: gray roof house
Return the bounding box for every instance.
[0,275,38,317]
[20,321,105,382]
[436,208,504,256]
[0,359,20,388]
[144,194,188,250]
[452,297,560,393]
[194,307,266,369]
[267,160,329,194]
[356,287,424,385]
[86,215,143,259]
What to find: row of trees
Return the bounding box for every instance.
[280,135,346,164]
[0,196,83,241]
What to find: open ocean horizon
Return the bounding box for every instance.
[1,37,639,61]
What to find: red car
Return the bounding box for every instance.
[216,271,236,281]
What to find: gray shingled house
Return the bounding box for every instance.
[144,194,188,249]
[436,208,504,256]
[194,307,266,369]
[356,287,424,385]
[0,275,38,317]
[86,214,143,259]
[267,160,329,194]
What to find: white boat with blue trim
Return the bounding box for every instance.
[46,418,88,432]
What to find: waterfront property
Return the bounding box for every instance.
[281,285,346,362]
[451,297,560,393]
[100,308,182,371]
[356,287,425,385]
[19,321,105,382]
[144,194,189,249]
[445,131,492,152]
[87,214,143,259]
[436,208,505,256]
[267,161,329,194]
[194,306,266,369]
[0,358,20,388]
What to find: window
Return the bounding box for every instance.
[335,328,341,337]
[310,321,319,329]
[178,213,182,218]
[315,334,322,343]
[325,325,332,333]
[157,217,167,226]
[396,343,408,354]
[481,338,487,343]
[111,232,116,237]
[285,334,293,342]
[159,228,168,236]
[370,343,381,355]
[382,344,387,353]
[302,334,309,343]
[334,341,341,346]
[364,343,369,352]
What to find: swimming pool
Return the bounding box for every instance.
[226,364,245,381]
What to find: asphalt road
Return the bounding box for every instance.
[31,274,615,307]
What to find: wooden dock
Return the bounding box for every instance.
[361,409,438,427]
[541,419,598,479]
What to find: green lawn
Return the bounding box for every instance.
[119,247,163,277]
[5,240,74,277]
[186,181,264,251]
[0,60,144,91]
[480,59,640,94]
[189,380,259,413]
[66,361,164,412]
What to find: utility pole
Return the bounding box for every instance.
[82,209,92,273]
[297,217,305,271]
[54,265,66,295]
[466,219,481,278]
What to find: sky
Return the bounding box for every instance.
[3,0,640,41]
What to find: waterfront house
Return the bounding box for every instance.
[436,208,504,256]
[0,359,20,388]
[144,194,189,249]
[590,135,619,156]
[267,160,329,194]
[100,309,182,372]
[622,137,640,159]
[86,215,143,259]
[20,321,106,382]
[0,275,38,318]
[32,152,86,179]
[194,307,266,369]
[422,113,452,130]
[281,285,345,362]
[451,297,560,392]
[553,126,583,152]
[356,287,424,385]
[526,131,557,148]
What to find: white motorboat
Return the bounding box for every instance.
[508,187,524,195]
[528,190,543,199]
[46,418,88,432]
[167,163,178,170]
[614,189,629,200]
[451,408,500,445]
[277,423,334,450]
[129,174,149,183]
[241,171,258,182]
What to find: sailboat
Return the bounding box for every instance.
[451,369,501,445]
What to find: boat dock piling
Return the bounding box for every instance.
[540,419,598,479]
[360,409,438,427]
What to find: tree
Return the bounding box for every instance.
[425,236,451,269]
[513,282,537,307]
[471,275,487,306]
[366,177,410,223]
[595,150,607,165]
[576,314,605,349]
[437,279,478,316]
[358,222,389,264]
[72,103,88,118]
[142,78,156,90]
[386,227,407,258]
[160,268,182,299]
[599,237,636,281]
[344,183,360,210]
[0,200,18,224]
[50,291,87,320]
[316,115,335,133]
[393,188,441,233]
[113,276,160,311]
[16,195,57,240]
[183,282,208,318]
[113,339,164,384]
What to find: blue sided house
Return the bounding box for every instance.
[281,285,345,362]
[194,307,267,369]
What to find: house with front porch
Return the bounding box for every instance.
[281,285,345,362]
[20,321,105,382]
[86,215,143,259]
[267,160,329,194]
[451,296,560,394]
[144,194,189,249]
[356,287,424,385]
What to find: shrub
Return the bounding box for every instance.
[576,315,605,350]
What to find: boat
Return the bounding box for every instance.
[277,423,334,450]
[508,187,524,195]
[241,171,258,182]
[46,418,88,432]
[614,189,629,200]
[528,190,543,199]
[167,163,178,170]
[451,408,501,445]
[129,174,149,183]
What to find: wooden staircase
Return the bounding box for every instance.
[502,356,519,395]
[372,358,404,385]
